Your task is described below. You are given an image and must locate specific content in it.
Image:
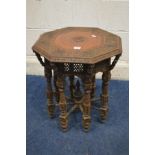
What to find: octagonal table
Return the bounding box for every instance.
[32,27,122,132]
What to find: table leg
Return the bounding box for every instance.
[44,66,55,118]
[82,76,92,131]
[56,75,68,131]
[100,71,111,122]
[69,75,74,99]
[54,71,59,102]
[91,75,96,98]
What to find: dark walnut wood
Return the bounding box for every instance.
[32,27,122,132]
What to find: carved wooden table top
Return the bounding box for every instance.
[32,27,122,64]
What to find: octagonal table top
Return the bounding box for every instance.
[32,27,122,64]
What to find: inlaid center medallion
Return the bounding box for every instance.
[54,29,104,51]
[72,36,85,43]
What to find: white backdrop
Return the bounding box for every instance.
[27,0,129,77]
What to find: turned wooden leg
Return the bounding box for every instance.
[82,76,92,131]
[91,75,96,98]
[54,71,59,102]
[44,65,55,118]
[56,75,68,131]
[100,70,111,122]
[69,75,75,99]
